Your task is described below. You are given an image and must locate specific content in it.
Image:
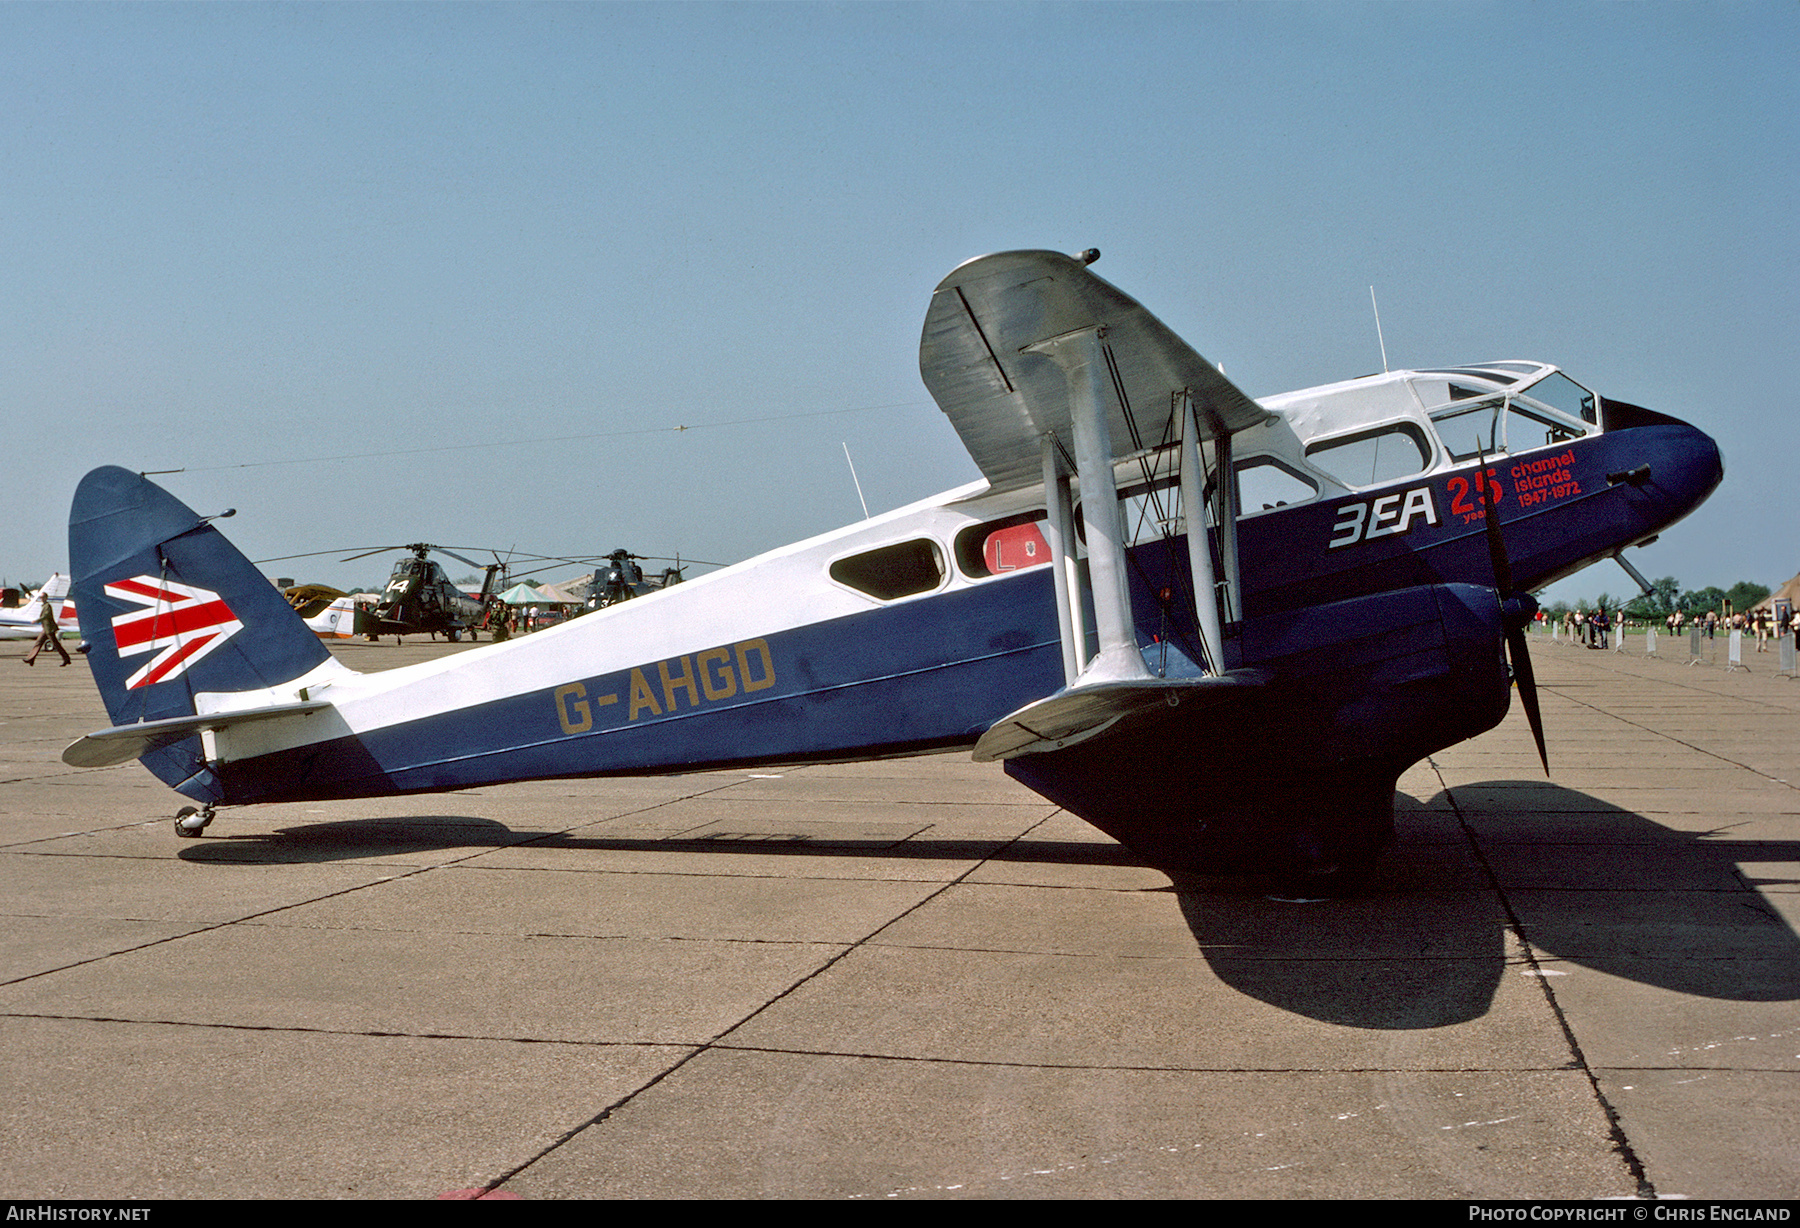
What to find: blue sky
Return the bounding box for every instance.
[4,2,1794,605]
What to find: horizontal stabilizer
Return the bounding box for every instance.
[973,670,1266,763]
[62,701,335,769]
[921,250,1271,493]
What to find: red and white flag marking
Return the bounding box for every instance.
[106,576,244,690]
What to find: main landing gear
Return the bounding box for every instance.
[173,805,215,838]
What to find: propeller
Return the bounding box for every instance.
[1476,453,1548,774]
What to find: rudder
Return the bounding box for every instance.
[68,467,336,801]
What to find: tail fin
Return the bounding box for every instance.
[35,572,71,604]
[14,571,69,615]
[68,467,335,800]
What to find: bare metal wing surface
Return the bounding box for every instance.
[920,249,1271,494]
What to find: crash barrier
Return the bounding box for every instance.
[1645,626,1657,657]
[1781,635,1797,678]
[1727,629,1747,672]
[1689,626,1705,665]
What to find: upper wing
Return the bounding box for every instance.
[919,250,1270,493]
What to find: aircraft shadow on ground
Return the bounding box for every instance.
[1176,781,1800,1029]
[178,782,1800,1030]
[177,817,1144,867]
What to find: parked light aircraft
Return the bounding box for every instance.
[0,574,77,640]
[60,250,1723,888]
[283,585,375,641]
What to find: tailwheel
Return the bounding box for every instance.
[173,805,215,838]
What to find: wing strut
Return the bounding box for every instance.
[1178,391,1224,674]
[1027,326,1153,687]
[974,327,1270,764]
[1041,436,1083,686]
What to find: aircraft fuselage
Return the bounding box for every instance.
[171,376,1717,827]
[63,251,1724,883]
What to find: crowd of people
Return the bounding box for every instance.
[1552,603,1800,653]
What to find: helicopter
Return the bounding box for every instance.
[348,543,506,642]
[583,549,693,610]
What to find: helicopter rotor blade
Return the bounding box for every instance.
[435,547,487,571]
[626,553,726,567]
[254,546,390,566]
[340,545,405,563]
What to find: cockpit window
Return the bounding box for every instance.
[1431,395,1588,463]
[1305,423,1432,489]
[1504,400,1587,451]
[1411,376,1509,411]
[1519,372,1597,425]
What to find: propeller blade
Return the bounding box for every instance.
[1507,625,1550,774]
[1476,449,1548,774]
[1475,451,1514,595]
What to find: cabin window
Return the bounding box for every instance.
[1235,457,1317,515]
[955,513,1052,578]
[1430,398,1503,463]
[1070,476,1201,551]
[829,538,946,600]
[1116,477,1187,546]
[1304,423,1432,489]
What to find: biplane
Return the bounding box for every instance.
[61,250,1723,888]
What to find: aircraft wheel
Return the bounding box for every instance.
[1270,778,1396,899]
[447,629,461,643]
[173,806,214,838]
[1269,861,1374,902]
